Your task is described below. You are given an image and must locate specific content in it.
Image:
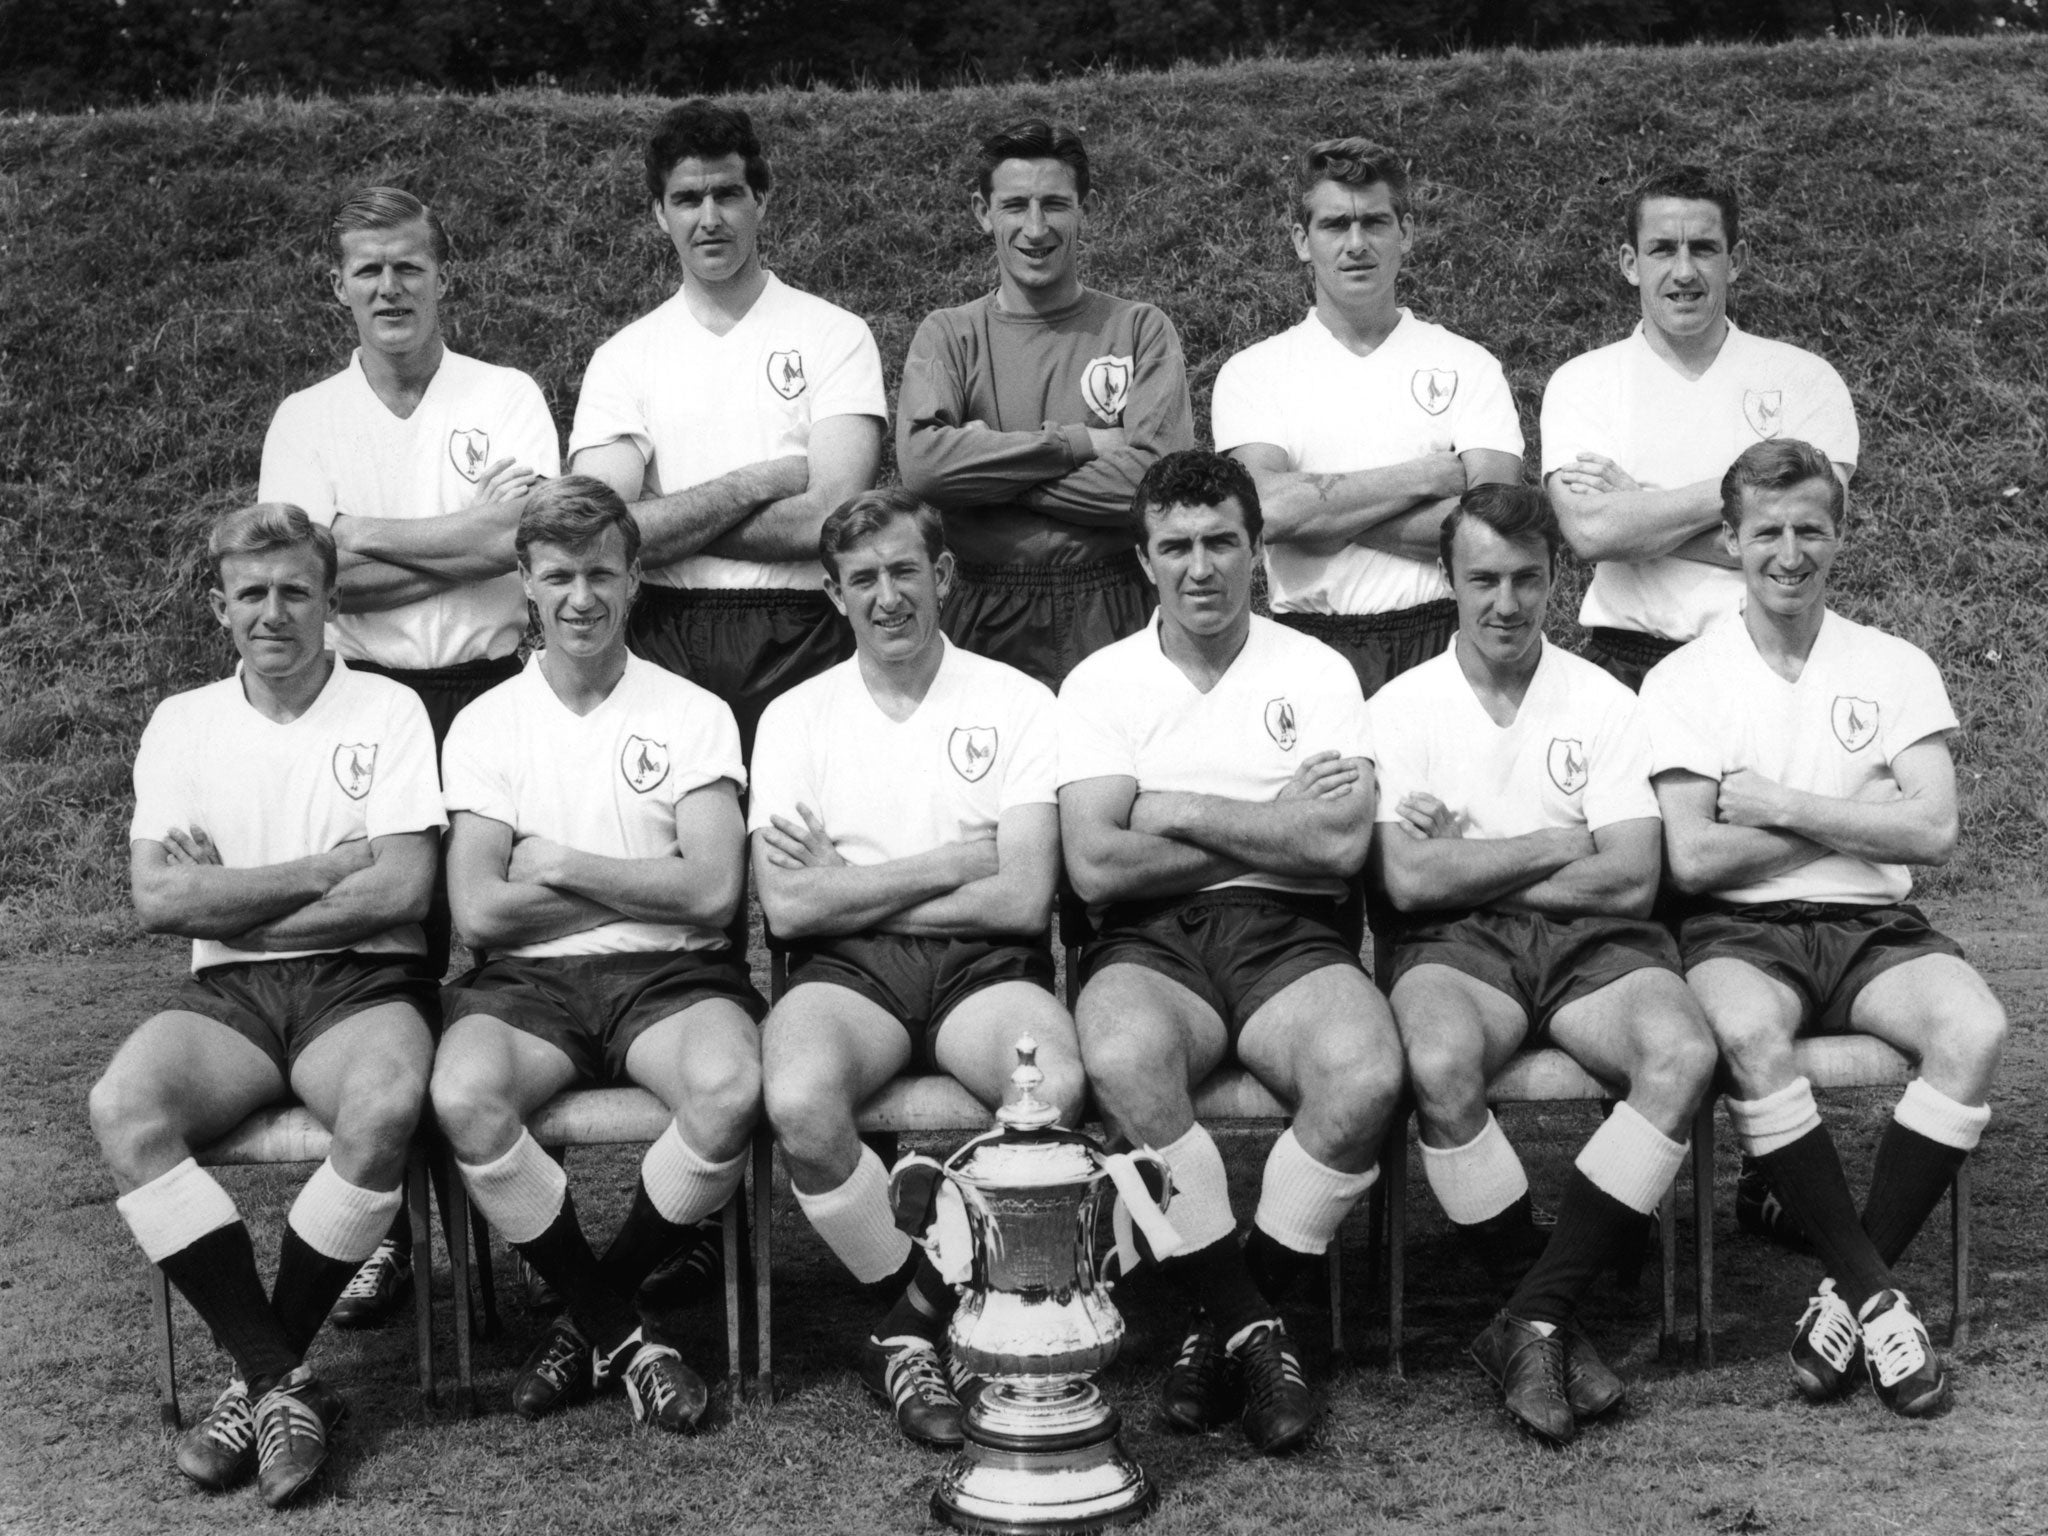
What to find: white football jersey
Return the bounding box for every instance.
[1540,322,1857,641]
[258,349,561,669]
[1368,641,1659,848]
[1212,309,1523,617]
[569,273,885,592]
[130,661,446,973]
[1058,614,1374,898]
[442,655,744,957]
[1639,610,1956,905]
[748,640,1056,869]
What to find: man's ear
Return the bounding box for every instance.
[1618,241,1641,289]
[822,571,848,618]
[208,588,230,630]
[933,549,955,601]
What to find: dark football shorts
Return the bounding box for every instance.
[1677,900,1965,1035]
[1082,888,1363,1042]
[784,932,1056,1071]
[627,585,854,755]
[444,948,767,1084]
[346,653,523,978]
[1585,627,1683,695]
[1387,909,1682,1043]
[175,952,438,1075]
[941,552,1155,689]
[1273,598,1457,702]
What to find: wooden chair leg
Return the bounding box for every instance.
[1692,1097,1716,1366]
[1951,1161,1971,1348]
[407,1147,435,1407]
[722,1190,744,1397]
[1658,1178,1678,1360]
[1328,1240,1345,1363]
[471,1201,500,1341]
[751,1126,775,1401]
[444,1161,476,1417]
[1387,1118,1407,1379]
[151,1264,180,1429]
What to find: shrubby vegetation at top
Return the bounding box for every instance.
[1,0,2043,110]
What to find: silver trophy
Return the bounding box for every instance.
[893,1037,1176,1535]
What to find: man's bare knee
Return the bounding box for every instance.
[680,1045,763,1146]
[430,1050,522,1162]
[763,1062,858,1174]
[88,1066,179,1181]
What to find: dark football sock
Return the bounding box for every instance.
[1505,1172,1648,1328]
[515,1191,639,1355]
[878,1250,957,1342]
[1242,1226,1314,1308]
[1757,1125,1893,1310]
[1452,1192,1549,1293]
[1162,1234,1274,1342]
[271,1227,364,1359]
[158,1222,299,1396]
[384,1206,413,1261]
[1862,1122,1970,1268]
[598,1180,692,1298]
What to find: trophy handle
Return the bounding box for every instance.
[1097,1149,1181,1283]
[891,1153,976,1286]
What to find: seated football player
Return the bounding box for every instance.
[1058,450,1403,1455]
[1643,438,2006,1418]
[1369,483,1716,1445]
[753,487,1086,1448]
[431,477,763,1432]
[90,503,443,1507]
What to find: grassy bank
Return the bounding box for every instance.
[2,35,2044,946]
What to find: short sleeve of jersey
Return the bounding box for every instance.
[441,699,519,828]
[804,309,888,423]
[1310,652,1376,764]
[1055,667,1137,787]
[256,394,337,524]
[1448,347,1525,458]
[1538,353,1606,478]
[1878,644,1958,762]
[1583,695,1661,829]
[745,694,818,836]
[1637,658,1721,780]
[1209,347,1277,456]
[1785,355,1860,470]
[129,699,195,842]
[502,372,565,477]
[363,687,448,838]
[568,332,651,464]
[996,680,1060,812]
[1366,685,1427,823]
[675,694,746,800]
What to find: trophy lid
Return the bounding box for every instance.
[947,1036,1102,1188]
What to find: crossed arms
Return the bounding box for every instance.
[1059,751,1374,906]
[572,415,883,569]
[1230,445,1522,563]
[1373,793,1661,919]
[1653,735,1958,896]
[130,828,435,950]
[448,782,746,950]
[752,803,1057,942]
[1546,456,1853,568]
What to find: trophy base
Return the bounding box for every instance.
[932,1381,1155,1536]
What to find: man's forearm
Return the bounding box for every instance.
[1354,496,1463,560]
[1065,826,1246,906]
[877,867,1053,939]
[335,553,459,613]
[1494,851,1655,920]
[1553,479,1722,563]
[761,846,978,940]
[632,457,809,568]
[540,847,738,929]
[1770,791,1955,866]
[226,862,430,952]
[459,879,620,949]
[336,509,518,583]
[699,488,829,563]
[1383,830,1584,913]
[134,856,347,939]
[1256,456,1461,547]
[1667,822,1827,896]
[1137,791,1367,880]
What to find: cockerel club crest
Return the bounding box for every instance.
[766,350,807,400]
[1411,369,1458,416]
[1744,390,1784,438]
[1547,737,1588,795]
[333,743,377,800]
[622,735,671,794]
[1832,696,1879,752]
[949,727,997,782]
[449,428,490,482]
[1264,698,1298,751]
[1080,354,1132,424]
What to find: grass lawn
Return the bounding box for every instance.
[4,890,2043,1534]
